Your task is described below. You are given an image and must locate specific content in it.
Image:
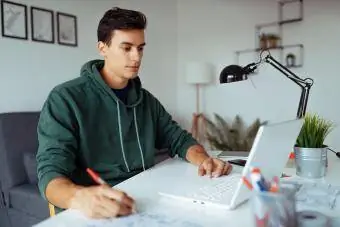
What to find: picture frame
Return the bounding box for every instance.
[56,12,77,47]
[1,0,28,40]
[30,6,54,43]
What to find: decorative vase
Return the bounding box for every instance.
[294,147,328,179]
[286,53,296,67]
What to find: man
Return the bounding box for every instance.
[36,7,232,219]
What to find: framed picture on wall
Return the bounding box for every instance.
[56,12,77,47]
[31,6,54,43]
[1,0,28,40]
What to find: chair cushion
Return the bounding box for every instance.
[9,184,49,219]
[23,152,38,184]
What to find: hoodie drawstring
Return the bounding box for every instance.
[116,100,130,172]
[133,107,146,171]
[116,100,146,172]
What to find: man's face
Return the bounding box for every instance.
[98,29,145,80]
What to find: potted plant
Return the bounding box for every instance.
[266,33,281,48]
[294,113,334,178]
[259,34,268,50]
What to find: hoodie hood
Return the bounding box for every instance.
[81,59,143,108]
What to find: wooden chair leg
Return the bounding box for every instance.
[48,203,56,217]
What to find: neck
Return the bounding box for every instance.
[100,63,128,89]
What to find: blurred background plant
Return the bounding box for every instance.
[204,113,267,151]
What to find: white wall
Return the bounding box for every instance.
[0,0,99,112]
[177,0,340,149]
[0,0,178,115]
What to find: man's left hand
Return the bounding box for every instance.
[198,157,233,178]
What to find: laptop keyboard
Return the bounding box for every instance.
[189,173,242,202]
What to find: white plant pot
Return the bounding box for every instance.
[294,147,328,179]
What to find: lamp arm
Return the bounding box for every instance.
[263,54,314,119]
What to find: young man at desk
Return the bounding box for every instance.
[36,7,232,219]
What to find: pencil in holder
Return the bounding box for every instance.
[250,184,297,227]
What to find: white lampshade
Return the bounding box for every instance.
[185,62,213,84]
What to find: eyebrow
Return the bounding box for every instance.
[120,42,146,47]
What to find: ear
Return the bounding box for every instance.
[97,41,107,57]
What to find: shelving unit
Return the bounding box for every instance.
[235,0,304,69]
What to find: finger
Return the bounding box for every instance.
[107,199,132,217]
[88,204,112,219]
[117,202,134,217]
[99,186,135,209]
[223,163,233,175]
[98,195,132,217]
[212,161,225,177]
[204,158,213,177]
[198,163,205,176]
[96,203,116,218]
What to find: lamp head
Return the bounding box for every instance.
[219,63,258,84]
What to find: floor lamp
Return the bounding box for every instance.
[185,62,212,142]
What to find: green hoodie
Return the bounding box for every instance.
[36,59,198,209]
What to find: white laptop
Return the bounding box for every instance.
[158,118,303,210]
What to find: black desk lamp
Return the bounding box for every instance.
[219,49,340,159]
[220,49,313,119]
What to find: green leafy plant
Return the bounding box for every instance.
[296,113,334,148]
[204,114,267,151]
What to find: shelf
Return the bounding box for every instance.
[235,44,303,55]
[287,64,302,68]
[234,44,304,68]
[256,18,302,29]
[279,0,303,4]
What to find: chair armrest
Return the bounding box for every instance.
[0,181,5,208]
[49,203,56,217]
[0,191,5,208]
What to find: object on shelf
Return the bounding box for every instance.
[266,34,281,49]
[286,53,296,67]
[259,34,267,49]
[259,33,281,49]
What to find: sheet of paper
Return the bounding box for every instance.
[33,198,226,227]
[83,210,204,227]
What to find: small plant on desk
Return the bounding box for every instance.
[294,113,335,179]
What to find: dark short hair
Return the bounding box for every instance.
[97,7,147,45]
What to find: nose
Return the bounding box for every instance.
[130,48,142,62]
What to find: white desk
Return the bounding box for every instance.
[34,155,340,227]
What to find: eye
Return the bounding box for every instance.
[138,47,144,52]
[123,46,131,52]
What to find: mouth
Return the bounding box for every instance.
[126,66,139,72]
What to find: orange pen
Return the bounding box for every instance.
[86,168,107,185]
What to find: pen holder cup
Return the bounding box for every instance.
[250,184,298,227]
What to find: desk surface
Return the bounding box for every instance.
[34,154,340,227]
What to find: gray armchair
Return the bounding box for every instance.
[0,112,49,227]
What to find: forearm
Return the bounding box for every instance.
[185,144,210,166]
[45,177,85,209]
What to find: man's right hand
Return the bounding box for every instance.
[69,184,136,219]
